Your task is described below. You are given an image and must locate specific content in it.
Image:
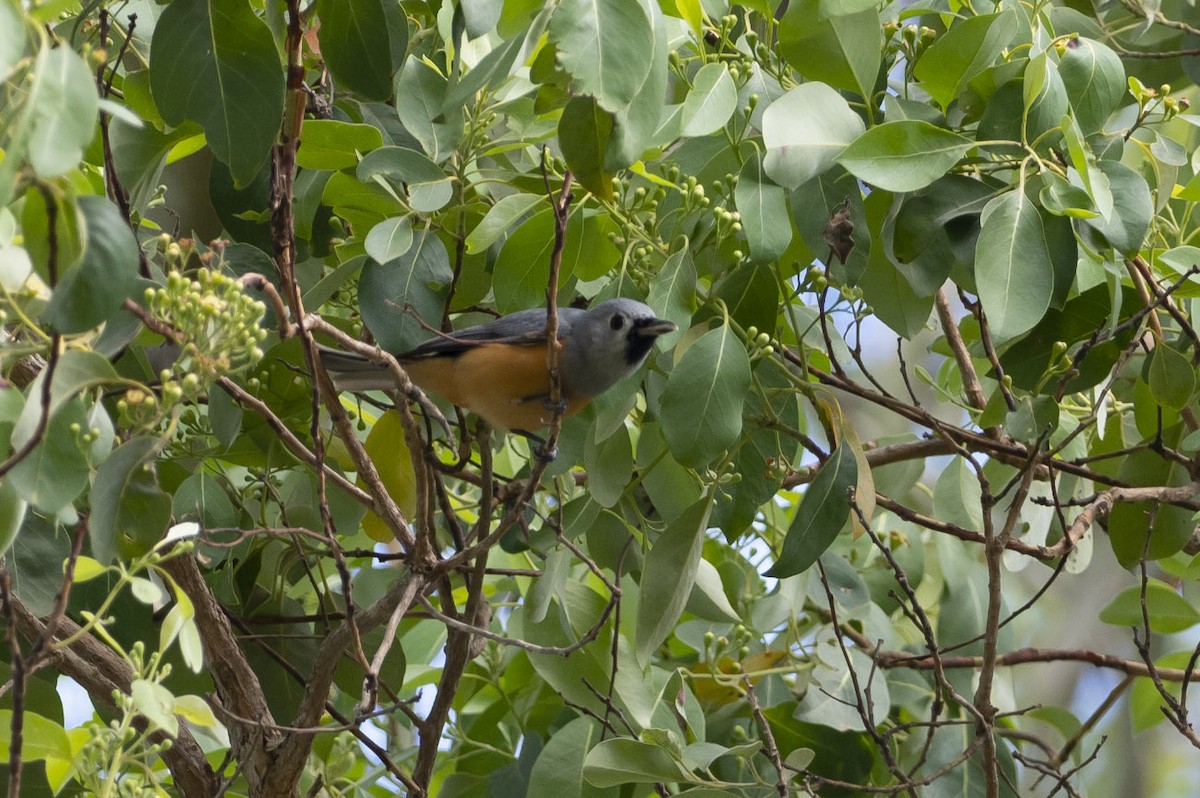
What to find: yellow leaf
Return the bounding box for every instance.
[357,410,418,542]
[174,694,221,728]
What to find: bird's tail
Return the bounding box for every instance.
[316,344,396,392]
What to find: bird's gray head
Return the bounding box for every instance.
[561,298,677,398]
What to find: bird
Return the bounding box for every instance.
[319,298,677,436]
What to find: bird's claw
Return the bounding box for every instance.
[514,429,558,463]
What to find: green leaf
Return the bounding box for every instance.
[1109,452,1193,567]
[549,0,655,112]
[583,424,633,508]
[21,186,83,283]
[974,190,1055,341]
[1059,38,1125,134]
[859,246,933,339]
[515,580,615,715]
[799,635,890,729]
[646,246,695,347]
[559,95,615,202]
[492,208,618,313]
[1005,395,1060,443]
[528,717,598,797]
[43,197,141,334]
[1151,132,1188,167]
[0,244,32,291]
[490,207,559,313]
[1148,343,1196,412]
[24,46,99,179]
[7,398,93,515]
[89,437,172,563]
[0,2,23,83]
[604,4,668,169]
[923,724,1019,798]
[0,477,26,559]
[784,747,816,774]
[7,510,70,617]
[10,349,119,433]
[444,22,534,110]
[761,704,874,784]
[883,178,992,296]
[150,0,285,186]
[1083,160,1152,255]
[660,324,752,468]
[734,152,792,263]
[1156,246,1200,296]
[1023,52,1069,146]
[358,231,453,352]
[818,553,870,610]
[1099,580,1200,633]
[0,709,71,762]
[583,738,691,787]
[680,63,737,138]
[766,442,858,578]
[837,121,974,192]
[316,0,400,101]
[465,194,544,254]
[160,600,189,653]
[1039,170,1100,219]
[637,421,701,523]
[364,216,414,265]
[685,558,740,623]
[714,262,780,338]
[129,576,166,606]
[526,548,570,624]
[357,146,453,212]
[295,119,384,170]
[778,0,881,100]
[932,457,983,532]
[207,385,243,451]
[936,559,993,663]
[1131,650,1192,731]
[394,56,463,162]
[913,10,1018,108]
[130,679,179,737]
[1000,283,1137,393]
[635,497,713,667]
[763,82,865,190]
[321,171,406,228]
[178,613,204,672]
[1057,115,1109,220]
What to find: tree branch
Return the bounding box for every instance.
[6,593,219,796]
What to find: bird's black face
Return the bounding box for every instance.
[623,314,677,365]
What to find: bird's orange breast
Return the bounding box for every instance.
[401,343,589,431]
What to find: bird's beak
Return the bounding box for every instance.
[633,318,678,337]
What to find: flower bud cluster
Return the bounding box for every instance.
[124,269,267,427]
[743,325,775,361]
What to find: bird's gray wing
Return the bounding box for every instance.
[318,307,587,390]
[398,307,584,359]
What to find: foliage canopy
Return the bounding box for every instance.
[1,0,1200,796]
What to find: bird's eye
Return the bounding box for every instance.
[610,314,625,330]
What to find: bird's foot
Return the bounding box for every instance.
[515,429,558,463]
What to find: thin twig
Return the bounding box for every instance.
[1,573,26,798]
[743,675,787,797]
